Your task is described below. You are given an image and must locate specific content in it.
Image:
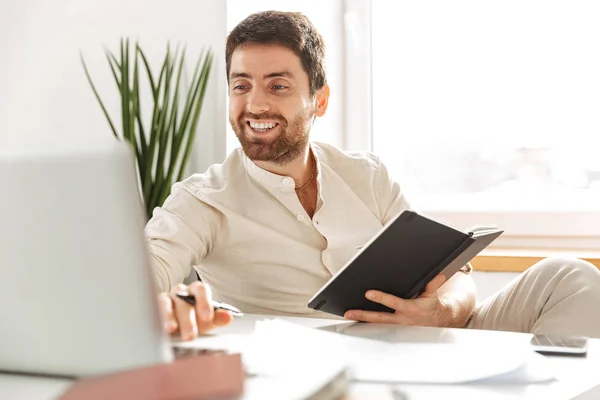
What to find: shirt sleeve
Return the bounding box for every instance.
[373,155,413,226]
[145,182,221,292]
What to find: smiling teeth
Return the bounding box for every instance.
[249,121,277,130]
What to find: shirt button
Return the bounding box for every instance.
[297,215,305,221]
[315,220,320,225]
[282,178,291,185]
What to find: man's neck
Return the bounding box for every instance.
[254,145,313,187]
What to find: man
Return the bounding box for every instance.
[146,11,600,341]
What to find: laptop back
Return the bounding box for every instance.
[0,137,173,377]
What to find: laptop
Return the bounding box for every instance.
[0,137,174,377]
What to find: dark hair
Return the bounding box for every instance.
[226,10,327,96]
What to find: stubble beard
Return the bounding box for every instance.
[231,111,311,166]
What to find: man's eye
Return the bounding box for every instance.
[272,85,288,91]
[233,85,249,91]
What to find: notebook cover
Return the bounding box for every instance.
[58,353,244,400]
[308,211,485,317]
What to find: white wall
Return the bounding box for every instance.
[0,0,227,173]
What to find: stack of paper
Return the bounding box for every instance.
[175,331,351,399]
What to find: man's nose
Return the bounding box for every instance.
[246,88,270,114]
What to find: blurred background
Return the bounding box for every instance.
[2,0,599,297]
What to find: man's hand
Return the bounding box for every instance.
[343,273,458,327]
[158,282,233,340]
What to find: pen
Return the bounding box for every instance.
[175,291,244,317]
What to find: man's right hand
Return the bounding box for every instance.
[158,282,233,340]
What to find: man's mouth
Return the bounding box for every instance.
[247,121,279,133]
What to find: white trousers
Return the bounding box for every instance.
[468,257,600,338]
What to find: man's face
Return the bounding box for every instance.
[228,44,316,165]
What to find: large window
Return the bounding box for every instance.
[225,1,600,251]
[371,1,600,250]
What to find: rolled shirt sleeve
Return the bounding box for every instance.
[145,182,221,292]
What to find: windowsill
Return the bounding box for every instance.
[473,249,600,272]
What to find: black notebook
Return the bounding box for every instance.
[307,210,503,317]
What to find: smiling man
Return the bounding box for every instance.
[145,10,600,341]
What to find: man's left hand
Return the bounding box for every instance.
[343,273,455,327]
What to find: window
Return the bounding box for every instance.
[224,1,600,252]
[371,1,600,250]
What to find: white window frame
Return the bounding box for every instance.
[341,0,372,152]
[344,0,600,252]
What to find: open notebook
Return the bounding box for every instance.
[308,210,503,317]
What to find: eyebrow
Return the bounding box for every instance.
[230,71,295,80]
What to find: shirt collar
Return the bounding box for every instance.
[241,142,323,192]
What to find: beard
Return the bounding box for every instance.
[230,110,311,166]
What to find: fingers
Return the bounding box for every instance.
[213,309,234,327]
[344,308,437,326]
[158,292,178,333]
[187,281,214,324]
[163,282,235,340]
[170,284,198,341]
[344,310,400,324]
[365,290,405,311]
[365,290,424,318]
[361,286,444,326]
[364,274,446,314]
[424,273,446,293]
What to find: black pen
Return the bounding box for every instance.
[175,291,244,317]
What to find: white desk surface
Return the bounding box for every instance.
[2,314,599,400]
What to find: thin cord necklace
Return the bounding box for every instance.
[295,156,316,191]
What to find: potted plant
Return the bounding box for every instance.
[81,38,213,220]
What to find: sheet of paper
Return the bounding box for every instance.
[472,351,557,384]
[241,367,351,400]
[175,319,555,384]
[245,319,554,384]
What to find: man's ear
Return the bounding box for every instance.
[314,84,330,117]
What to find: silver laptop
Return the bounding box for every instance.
[0,137,173,377]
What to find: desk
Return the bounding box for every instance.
[2,314,599,400]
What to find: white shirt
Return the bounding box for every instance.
[146,141,411,318]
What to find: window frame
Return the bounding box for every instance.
[347,0,600,253]
[223,0,600,254]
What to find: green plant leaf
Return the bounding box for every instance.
[175,47,205,151]
[164,48,208,196]
[106,48,121,68]
[131,45,145,181]
[177,50,213,182]
[132,47,147,155]
[161,49,192,203]
[120,38,132,143]
[80,52,119,138]
[136,44,158,101]
[105,50,121,90]
[85,39,212,220]
[149,45,176,210]
[165,46,186,176]
[142,53,169,205]
[169,49,206,186]
[128,43,137,151]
